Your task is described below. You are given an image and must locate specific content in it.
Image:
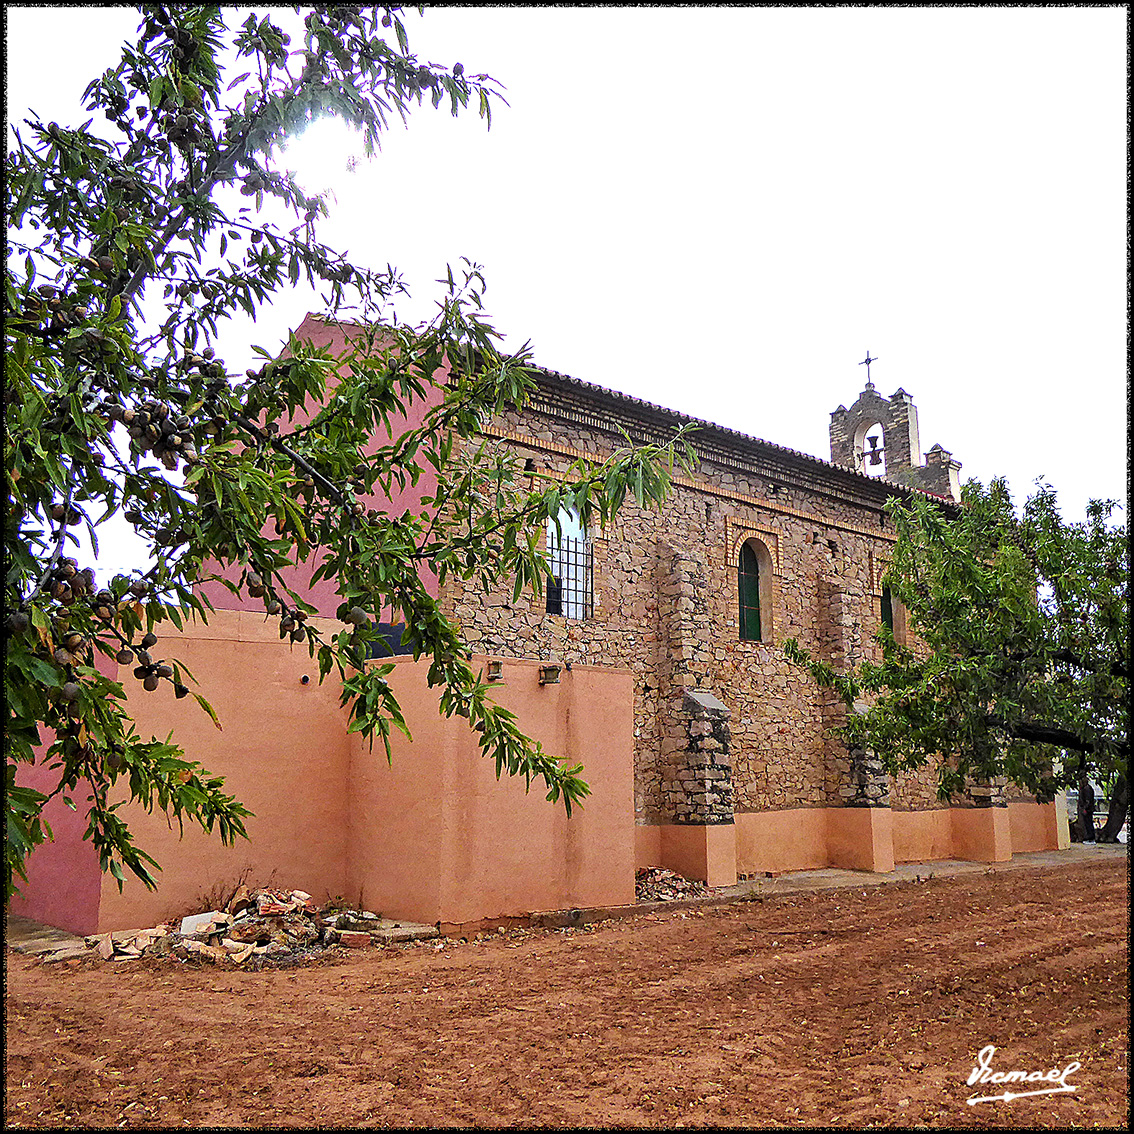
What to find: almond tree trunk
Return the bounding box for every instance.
[1097,774,1128,843]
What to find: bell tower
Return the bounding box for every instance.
[829,353,962,501]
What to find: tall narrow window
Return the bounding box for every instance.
[880,583,907,645]
[546,507,592,620]
[738,542,762,641]
[881,585,894,632]
[738,537,773,642]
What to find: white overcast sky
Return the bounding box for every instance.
[6,4,1128,536]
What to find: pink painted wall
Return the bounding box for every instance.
[735,808,828,875]
[951,806,1012,864]
[657,824,738,887]
[826,806,895,872]
[95,609,352,931]
[9,756,104,936]
[349,657,637,926]
[197,314,443,617]
[9,649,119,935]
[892,808,954,864]
[38,625,635,932]
[1007,801,1062,854]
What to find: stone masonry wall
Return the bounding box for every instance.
[957,776,1010,808]
[816,574,891,808]
[890,768,950,811]
[442,388,948,824]
[670,689,734,824]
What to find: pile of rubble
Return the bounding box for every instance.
[84,886,437,967]
[635,867,712,904]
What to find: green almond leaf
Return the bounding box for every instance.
[192,692,222,731]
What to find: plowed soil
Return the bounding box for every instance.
[5,858,1128,1129]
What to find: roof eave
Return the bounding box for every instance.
[528,365,959,512]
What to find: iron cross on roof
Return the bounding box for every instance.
[859,351,878,389]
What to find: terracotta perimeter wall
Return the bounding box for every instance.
[349,656,636,928]
[891,808,955,863]
[97,608,353,932]
[1007,799,1069,854]
[10,650,119,936]
[635,801,1062,880]
[16,608,636,933]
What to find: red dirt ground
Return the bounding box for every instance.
[5,858,1128,1129]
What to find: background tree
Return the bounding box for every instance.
[785,479,1128,840]
[5,5,692,899]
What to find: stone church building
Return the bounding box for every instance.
[448,344,1063,890]
[12,319,1067,936]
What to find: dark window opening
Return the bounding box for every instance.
[739,542,762,641]
[366,622,418,658]
[881,586,894,632]
[546,574,563,615]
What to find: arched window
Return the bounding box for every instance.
[738,538,772,642]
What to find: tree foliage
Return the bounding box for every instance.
[5,5,692,900]
[785,479,1128,836]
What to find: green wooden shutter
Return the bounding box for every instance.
[739,543,761,641]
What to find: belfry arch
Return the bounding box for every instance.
[829,357,963,500]
[852,418,888,477]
